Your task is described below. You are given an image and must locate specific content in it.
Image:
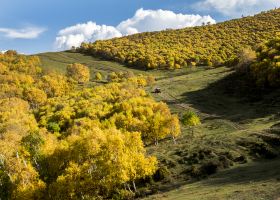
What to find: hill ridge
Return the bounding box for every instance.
[77,8,280,69]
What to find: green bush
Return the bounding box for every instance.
[47,122,60,133]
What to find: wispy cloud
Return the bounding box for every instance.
[194,0,280,17]
[55,8,216,50]
[0,26,46,39]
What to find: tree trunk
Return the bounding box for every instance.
[172,136,177,144]
[127,184,132,192]
[132,181,137,192]
[154,139,158,146]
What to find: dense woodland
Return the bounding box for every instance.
[78,8,280,69]
[1,8,280,200]
[250,35,280,87]
[0,51,181,199]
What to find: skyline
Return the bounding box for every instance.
[0,0,279,54]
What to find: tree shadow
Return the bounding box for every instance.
[201,158,280,186]
[179,72,280,122]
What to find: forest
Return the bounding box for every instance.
[1,7,280,200]
[0,51,181,199]
[77,8,280,69]
[1,35,279,199]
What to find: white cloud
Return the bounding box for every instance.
[55,22,122,49]
[117,8,215,35]
[0,26,46,39]
[55,8,216,50]
[0,50,7,54]
[194,0,280,17]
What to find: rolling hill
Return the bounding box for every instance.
[1,3,280,200]
[77,8,280,69]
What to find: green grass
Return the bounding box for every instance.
[37,51,148,77]
[146,159,280,200]
[37,51,280,200]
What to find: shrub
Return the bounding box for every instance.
[95,72,102,81]
[47,122,60,133]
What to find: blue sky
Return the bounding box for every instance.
[0,0,279,54]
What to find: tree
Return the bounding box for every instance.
[23,87,47,108]
[95,72,102,81]
[0,98,45,199]
[236,48,256,74]
[47,128,157,199]
[250,36,280,87]
[107,72,119,82]
[182,111,201,136]
[169,115,181,143]
[146,75,156,86]
[66,63,90,83]
[40,73,72,97]
[0,63,8,74]
[0,53,180,199]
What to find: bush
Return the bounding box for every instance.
[153,166,170,182]
[47,122,60,133]
[182,111,201,127]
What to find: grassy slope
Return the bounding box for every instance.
[37,52,280,199]
[146,159,280,200]
[37,51,146,76]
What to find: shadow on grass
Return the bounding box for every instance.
[202,158,280,186]
[180,71,280,122]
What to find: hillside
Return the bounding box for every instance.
[37,51,280,199]
[77,8,280,69]
[2,2,280,199]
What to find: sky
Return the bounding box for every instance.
[0,0,279,54]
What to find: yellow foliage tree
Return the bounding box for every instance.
[39,73,72,97]
[0,98,45,199]
[95,72,103,81]
[66,63,90,83]
[182,111,201,136]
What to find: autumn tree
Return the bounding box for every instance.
[66,63,90,83]
[23,87,47,108]
[250,36,280,87]
[169,115,181,143]
[95,72,103,81]
[182,111,201,136]
[39,73,72,97]
[0,52,181,199]
[235,48,256,73]
[46,128,157,199]
[0,63,8,74]
[0,98,45,199]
